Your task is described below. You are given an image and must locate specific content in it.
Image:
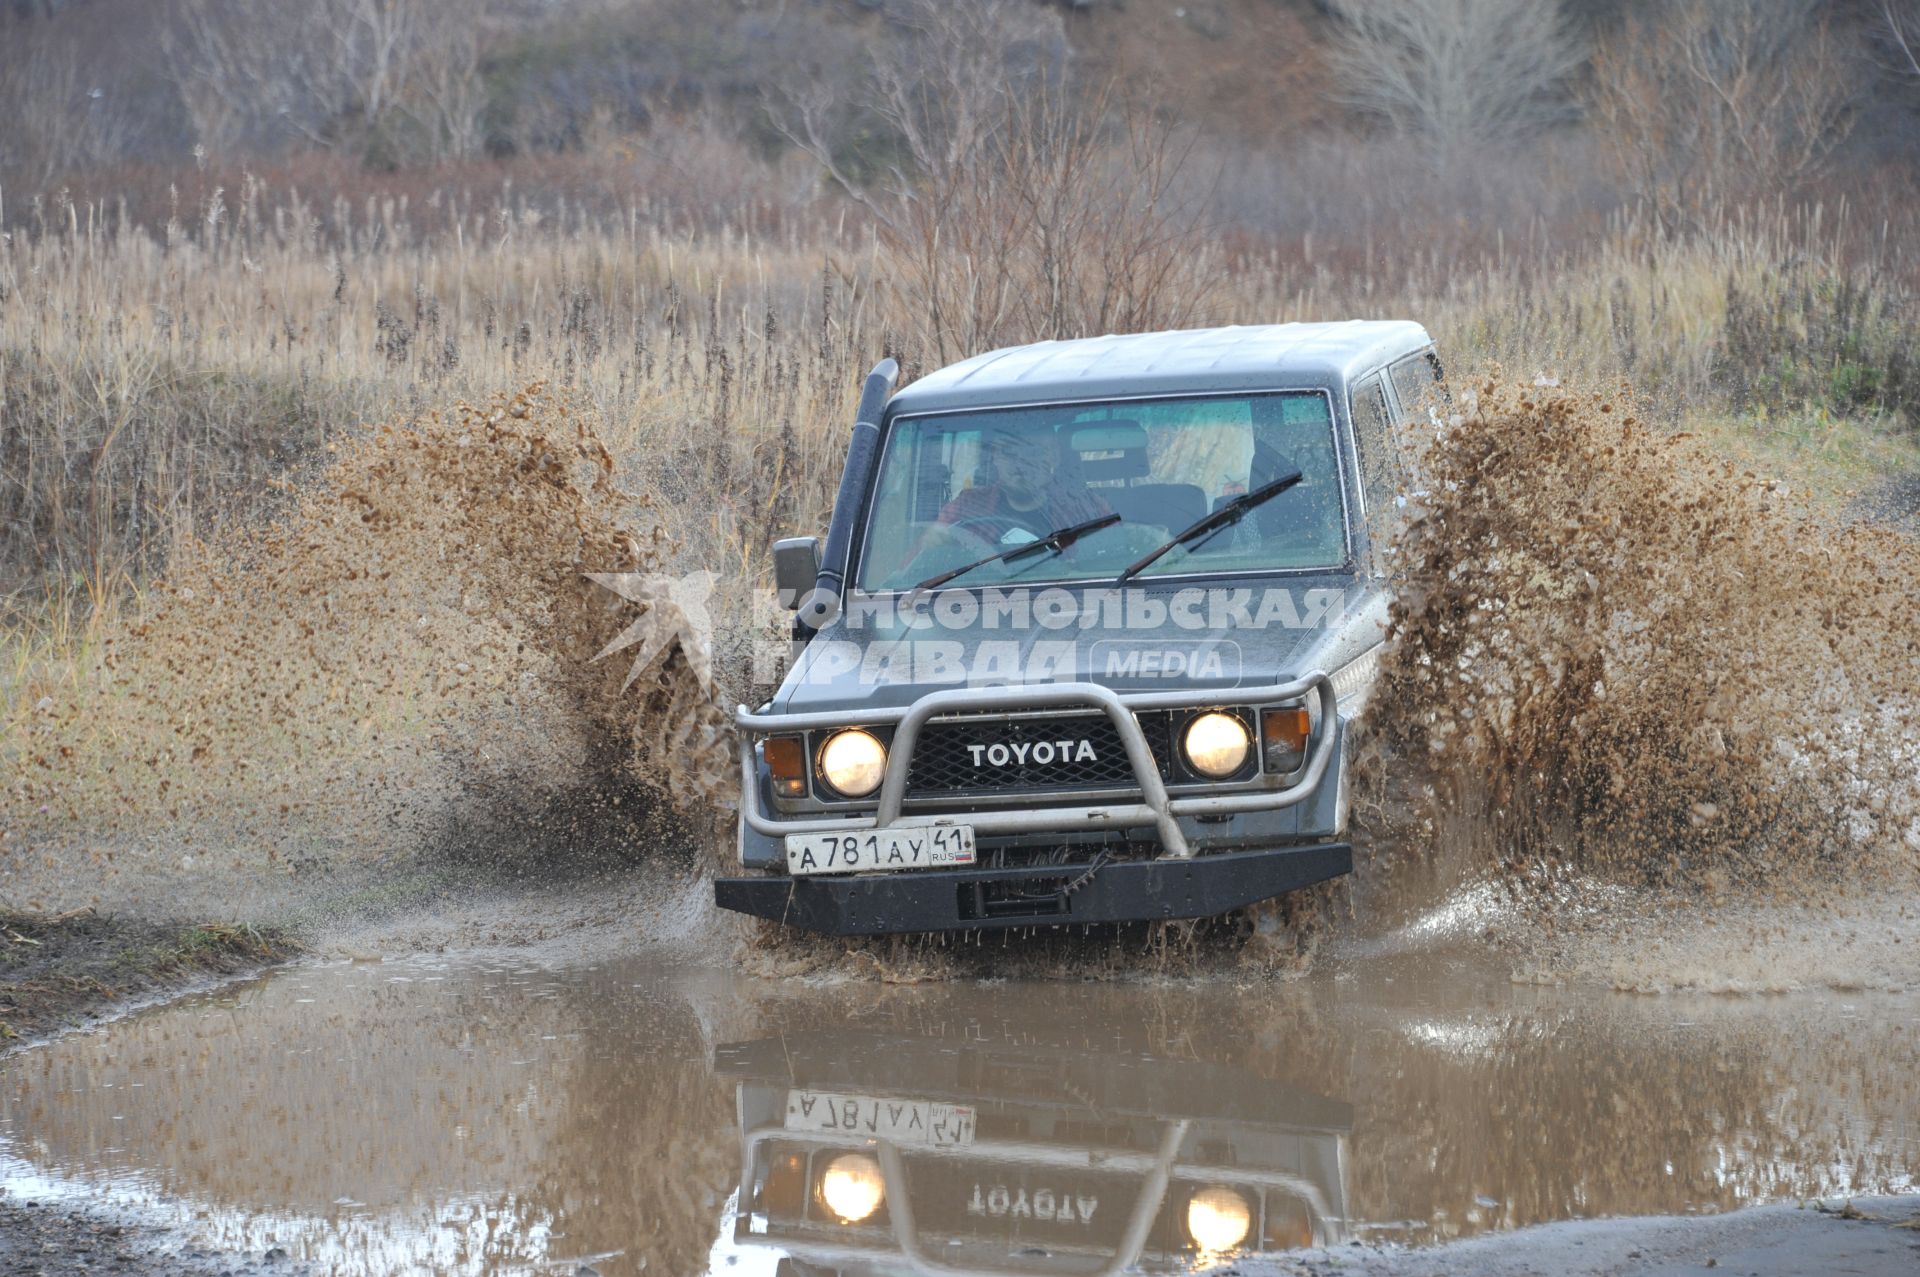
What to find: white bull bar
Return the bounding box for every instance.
[734,672,1338,860]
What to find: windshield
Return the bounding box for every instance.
[856,391,1347,592]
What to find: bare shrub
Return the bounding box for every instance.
[1587,0,1862,230]
[884,82,1222,367]
[394,0,488,162]
[0,23,139,185]
[1324,0,1586,158]
[165,0,494,164]
[1878,0,1920,80]
[774,0,1221,365]
[769,0,1067,217]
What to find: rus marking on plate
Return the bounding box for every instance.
[786,825,976,875]
[785,1089,975,1145]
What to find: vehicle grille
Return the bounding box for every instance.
[904,711,1171,797]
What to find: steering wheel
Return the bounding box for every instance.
[949,515,1031,546]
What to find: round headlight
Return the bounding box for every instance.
[1186,1184,1252,1252]
[1183,712,1251,778]
[819,1152,885,1223]
[818,729,888,798]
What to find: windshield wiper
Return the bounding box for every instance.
[1114,469,1303,584]
[906,512,1122,597]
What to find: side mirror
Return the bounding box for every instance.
[772,536,821,610]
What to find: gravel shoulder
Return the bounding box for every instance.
[1219,1196,1920,1277]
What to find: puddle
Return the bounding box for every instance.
[1,954,1916,1274]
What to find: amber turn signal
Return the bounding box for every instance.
[764,735,807,797]
[1261,706,1311,771]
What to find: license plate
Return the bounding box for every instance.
[785,825,976,876]
[785,1088,976,1146]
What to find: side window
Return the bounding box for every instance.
[1349,373,1395,519]
[1389,349,1449,425]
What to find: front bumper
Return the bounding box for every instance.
[736,675,1339,851]
[715,842,1351,935]
[721,673,1345,934]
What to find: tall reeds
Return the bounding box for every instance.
[1,182,1913,658]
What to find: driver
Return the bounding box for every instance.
[936,428,1110,544]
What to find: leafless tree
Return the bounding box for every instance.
[889,80,1220,365]
[170,0,352,154]
[400,0,487,161]
[165,0,490,163]
[1325,0,1586,158]
[1876,0,1920,80]
[771,0,1067,227]
[867,0,1066,196]
[770,0,1217,364]
[1587,0,1861,230]
[0,22,138,185]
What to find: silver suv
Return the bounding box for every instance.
[716,323,1446,935]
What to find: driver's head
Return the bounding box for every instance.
[986,430,1058,503]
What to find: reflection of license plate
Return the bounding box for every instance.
[785,825,976,876]
[785,1089,976,1146]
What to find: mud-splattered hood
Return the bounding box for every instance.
[769,576,1388,716]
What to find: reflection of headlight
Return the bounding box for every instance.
[819,1153,885,1223]
[1186,1185,1252,1252]
[1183,712,1251,778]
[818,729,887,798]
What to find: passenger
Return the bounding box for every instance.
[937,428,1111,544]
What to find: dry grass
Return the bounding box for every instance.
[1,182,1916,736]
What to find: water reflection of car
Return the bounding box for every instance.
[714,1029,1352,1275]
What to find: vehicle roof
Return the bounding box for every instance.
[887,321,1434,417]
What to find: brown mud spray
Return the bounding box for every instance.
[1366,381,1920,887]
[2,386,733,916]
[6,378,1915,980]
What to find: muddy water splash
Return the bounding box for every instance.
[746,380,1920,982]
[1365,381,1920,891]
[1,386,733,914]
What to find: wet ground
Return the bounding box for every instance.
[0,910,295,1045]
[1,941,1915,1276]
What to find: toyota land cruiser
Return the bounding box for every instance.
[715,322,1445,935]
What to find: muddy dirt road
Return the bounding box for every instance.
[2,936,1915,1276]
